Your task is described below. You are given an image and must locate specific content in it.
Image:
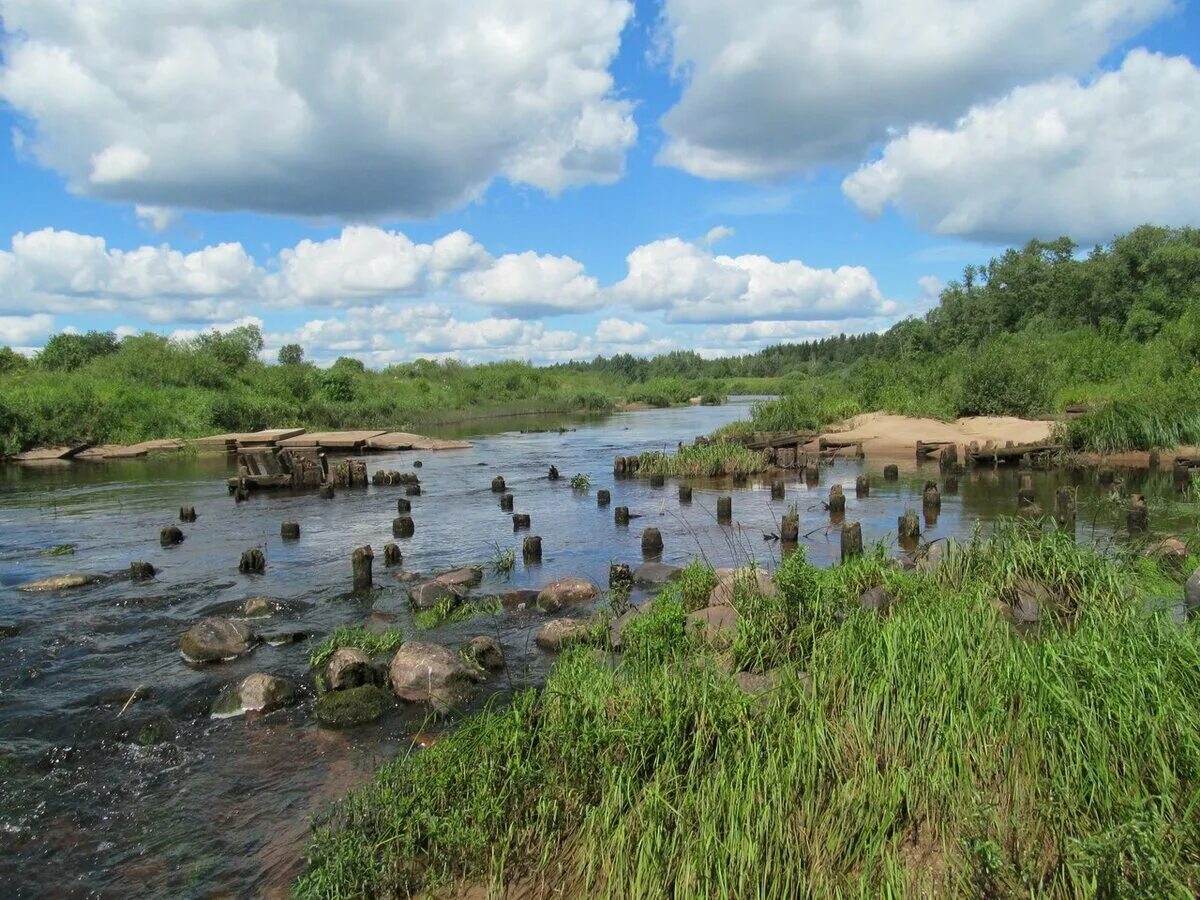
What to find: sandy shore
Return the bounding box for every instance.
[811,412,1056,457]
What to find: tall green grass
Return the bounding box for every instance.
[637,443,770,478]
[296,528,1200,898]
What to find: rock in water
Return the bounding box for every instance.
[180,617,255,663]
[535,618,596,651]
[18,573,94,592]
[389,642,484,712]
[536,577,600,611]
[462,636,505,671]
[324,647,386,692]
[212,673,296,717]
[240,597,274,618]
[316,685,389,728]
[435,567,483,589]
[410,581,463,611]
[632,562,682,587]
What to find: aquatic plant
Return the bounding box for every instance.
[297,525,1200,898]
[413,596,503,631]
[569,473,591,491]
[488,544,516,577]
[308,626,404,669]
[637,444,770,478]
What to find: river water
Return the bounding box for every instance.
[0,399,1191,897]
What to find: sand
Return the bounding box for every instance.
[811,412,1056,457]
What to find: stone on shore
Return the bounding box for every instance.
[315,685,389,728]
[535,618,597,651]
[536,577,600,612]
[211,673,296,718]
[409,581,464,611]
[462,635,505,671]
[707,568,776,607]
[18,573,95,592]
[435,567,484,589]
[1185,567,1200,613]
[180,617,256,663]
[632,562,683,587]
[389,642,484,712]
[685,605,738,647]
[859,586,894,614]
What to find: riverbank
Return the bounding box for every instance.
[298,526,1200,898]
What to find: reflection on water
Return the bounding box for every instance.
[0,399,1191,897]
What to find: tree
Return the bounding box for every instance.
[0,346,29,373]
[38,330,119,370]
[278,343,305,366]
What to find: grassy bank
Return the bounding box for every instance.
[297,527,1200,897]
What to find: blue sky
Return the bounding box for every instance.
[0,0,1197,364]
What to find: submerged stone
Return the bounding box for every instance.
[324,647,386,692]
[212,673,296,718]
[536,577,600,611]
[409,581,463,611]
[632,562,683,587]
[1186,567,1200,614]
[859,586,894,613]
[18,573,94,592]
[462,635,505,671]
[535,618,596,651]
[240,597,275,618]
[315,685,389,728]
[435,567,483,589]
[180,617,255,663]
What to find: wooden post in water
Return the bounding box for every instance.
[1148,450,1160,469]
[405,484,421,497]
[883,464,899,481]
[678,485,693,504]
[130,561,156,581]
[717,496,732,524]
[771,480,786,500]
[352,546,373,590]
[855,475,870,498]
[522,536,543,561]
[614,456,626,476]
[922,482,942,510]
[614,507,630,525]
[898,511,920,542]
[641,527,663,556]
[280,522,300,540]
[393,516,415,538]
[500,493,514,511]
[160,526,184,547]
[1098,467,1115,486]
[781,513,799,543]
[1018,473,1035,509]
[383,543,402,567]
[239,547,265,575]
[179,506,197,523]
[597,489,611,507]
[1054,488,1076,533]
[650,474,665,487]
[491,476,506,493]
[609,563,632,588]
[319,484,335,500]
[512,513,531,531]
[841,522,863,562]
[804,466,820,487]
[828,484,845,514]
[1127,495,1148,533]
[397,497,411,513]
[548,466,560,481]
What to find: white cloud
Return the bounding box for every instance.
[656,0,1172,179]
[613,237,893,323]
[0,0,636,218]
[409,317,580,354]
[134,205,179,234]
[843,50,1200,244]
[265,227,489,307]
[457,251,601,315]
[0,313,54,345]
[702,225,734,247]
[168,316,264,343]
[595,317,649,343]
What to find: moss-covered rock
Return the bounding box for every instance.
[315,685,389,728]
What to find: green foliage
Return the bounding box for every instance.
[0,346,29,373]
[637,443,770,477]
[309,626,404,669]
[38,330,119,371]
[413,596,503,631]
[278,343,305,365]
[298,527,1200,898]
[569,473,590,491]
[488,545,515,577]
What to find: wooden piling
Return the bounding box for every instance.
[678,485,692,504]
[597,489,611,507]
[717,496,732,524]
[804,466,819,487]
[491,476,506,493]
[280,522,300,540]
[609,562,632,588]
[771,480,786,500]
[129,561,156,581]
[614,506,630,526]
[179,506,197,523]
[500,493,514,511]
[883,464,898,481]
[383,543,402,567]
[1098,467,1115,486]
[522,536,543,561]
[1127,495,1148,532]
[352,546,373,590]
[840,522,863,562]
[239,547,265,575]
[1054,488,1076,532]
[548,466,560,481]
[160,525,184,547]
[828,484,845,514]
[614,456,627,476]
[319,484,335,499]
[898,511,920,542]
[781,513,799,543]
[922,484,941,510]
[397,497,411,513]
[641,527,663,556]
[855,475,870,498]
[393,516,415,538]
[1148,450,1161,469]
[512,513,531,531]
[650,474,665,488]
[405,484,422,496]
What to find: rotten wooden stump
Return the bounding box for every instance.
[841,522,863,562]
[383,543,402,567]
[160,526,184,547]
[522,536,543,561]
[641,527,663,556]
[179,506,197,523]
[717,496,732,524]
[281,522,301,541]
[352,546,373,590]
[239,547,265,575]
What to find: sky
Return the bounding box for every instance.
[0,0,1197,366]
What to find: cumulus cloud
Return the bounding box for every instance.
[595,317,650,343]
[457,251,602,316]
[0,0,636,218]
[0,313,54,345]
[613,238,893,323]
[842,50,1200,244]
[408,317,580,354]
[264,227,490,307]
[656,0,1172,179]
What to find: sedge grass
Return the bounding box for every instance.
[297,527,1200,898]
[308,626,404,669]
[637,444,770,478]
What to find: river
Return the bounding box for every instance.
[0,399,1190,897]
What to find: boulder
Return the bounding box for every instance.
[609,603,651,651]
[1151,538,1189,560]
[324,647,386,692]
[409,581,463,611]
[315,685,389,728]
[0,623,20,639]
[859,586,894,614]
[733,671,778,697]
[462,636,505,671]
[916,542,946,573]
[211,673,296,717]
[1186,567,1200,614]
[536,577,600,611]
[18,573,94,592]
[240,597,274,618]
[500,589,540,609]
[389,642,484,712]
[1010,576,1053,625]
[435,567,483,589]
[535,618,597,651]
[685,606,738,646]
[708,568,776,607]
[180,617,256,663]
[632,562,683,587]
